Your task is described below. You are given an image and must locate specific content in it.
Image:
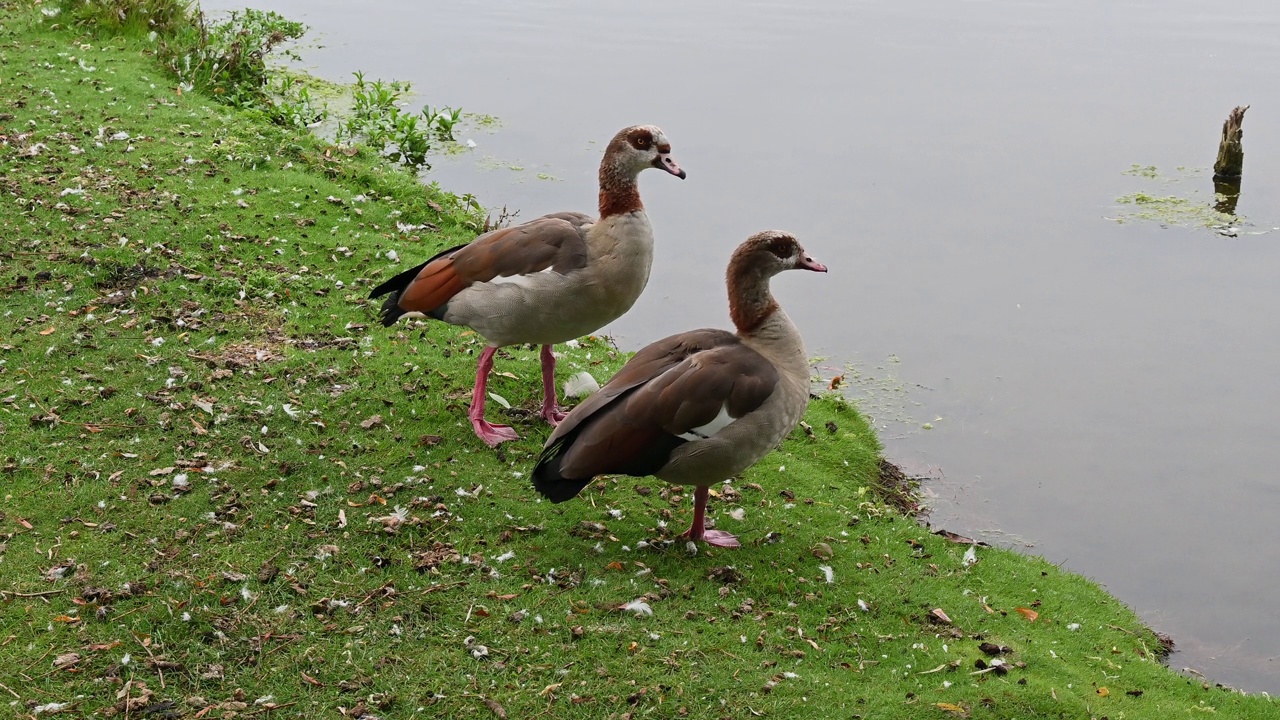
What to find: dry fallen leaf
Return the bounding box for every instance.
[1096,687,1110,697]
[40,326,57,335]
[483,698,507,719]
[1015,607,1039,622]
[935,702,969,717]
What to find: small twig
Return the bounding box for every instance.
[354,581,395,609]
[246,701,298,717]
[258,635,298,661]
[0,589,63,599]
[20,645,55,673]
[131,632,164,690]
[421,581,467,594]
[110,604,149,622]
[710,647,744,661]
[0,682,19,698]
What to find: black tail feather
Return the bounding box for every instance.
[377,293,409,327]
[531,423,688,503]
[368,259,430,327]
[368,242,469,327]
[531,435,595,503]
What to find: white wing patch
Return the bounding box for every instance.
[486,266,560,290]
[678,404,736,441]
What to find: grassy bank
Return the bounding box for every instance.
[1,3,1274,718]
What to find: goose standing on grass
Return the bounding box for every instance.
[531,231,826,548]
[369,125,686,446]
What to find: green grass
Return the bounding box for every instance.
[1,4,1276,718]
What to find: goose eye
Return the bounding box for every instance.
[766,238,794,259]
[635,136,650,149]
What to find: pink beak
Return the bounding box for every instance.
[654,152,686,179]
[798,254,828,273]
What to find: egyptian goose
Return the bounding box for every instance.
[369,125,685,446]
[531,231,827,548]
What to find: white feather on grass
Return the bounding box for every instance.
[621,599,653,616]
[563,371,600,398]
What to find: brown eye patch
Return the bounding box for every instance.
[627,128,653,150]
[766,236,796,259]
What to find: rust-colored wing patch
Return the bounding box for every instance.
[396,257,466,314]
[371,213,591,325]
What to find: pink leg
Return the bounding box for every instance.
[539,344,566,425]
[682,485,741,548]
[469,346,519,446]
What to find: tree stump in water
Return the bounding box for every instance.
[1212,105,1248,179]
[1212,106,1248,215]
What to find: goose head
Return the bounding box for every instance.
[732,231,828,279]
[727,231,827,334]
[604,125,686,180]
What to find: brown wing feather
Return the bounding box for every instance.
[547,333,779,481]
[544,329,740,446]
[451,216,589,282]
[383,214,591,319]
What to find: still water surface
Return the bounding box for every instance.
[203,0,1280,692]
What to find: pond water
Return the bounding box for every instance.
[204,0,1280,693]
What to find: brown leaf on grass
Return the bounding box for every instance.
[1015,607,1039,622]
[707,566,743,584]
[108,680,155,716]
[53,652,82,669]
[40,326,57,335]
[935,702,969,717]
[483,698,508,719]
[257,563,279,584]
[929,608,953,625]
[359,414,384,429]
[148,467,175,476]
[300,671,323,687]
